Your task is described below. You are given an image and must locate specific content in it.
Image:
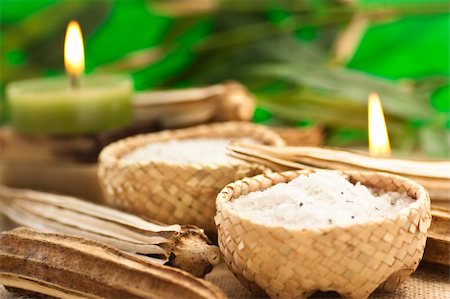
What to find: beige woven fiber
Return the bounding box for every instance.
[273,126,323,147]
[98,122,285,233]
[215,170,432,299]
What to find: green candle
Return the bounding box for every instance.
[7,75,133,134]
[6,21,133,135]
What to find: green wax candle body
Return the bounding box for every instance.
[7,75,133,134]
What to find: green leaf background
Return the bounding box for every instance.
[1,0,448,157]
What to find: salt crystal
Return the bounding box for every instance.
[122,138,252,165]
[229,171,414,229]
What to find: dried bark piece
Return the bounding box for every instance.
[0,228,227,299]
[0,186,220,277]
[134,81,255,128]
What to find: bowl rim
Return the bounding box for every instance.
[215,169,430,235]
[99,121,285,169]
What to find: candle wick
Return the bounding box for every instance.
[69,75,81,89]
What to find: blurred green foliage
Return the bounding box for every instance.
[0,0,449,157]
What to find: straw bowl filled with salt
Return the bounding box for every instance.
[98,122,285,234]
[215,169,431,299]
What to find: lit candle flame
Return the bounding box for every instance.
[64,21,84,77]
[368,92,391,156]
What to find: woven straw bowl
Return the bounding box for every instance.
[99,122,285,233]
[215,170,431,299]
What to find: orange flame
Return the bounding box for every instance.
[64,21,84,77]
[368,92,391,156]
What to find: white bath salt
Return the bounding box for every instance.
[229,171,414,229]
[122,138,254,164]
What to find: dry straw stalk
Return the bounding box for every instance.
[99,122,285,234]
[0,228,227,299]
[215,170,431,299]
[227,143,450,202]
[0,185,220,277]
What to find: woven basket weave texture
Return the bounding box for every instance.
[99,122,285,233]
[215,170,431,299]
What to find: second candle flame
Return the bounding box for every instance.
[64,21,85,77]
[368,92,391,157]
